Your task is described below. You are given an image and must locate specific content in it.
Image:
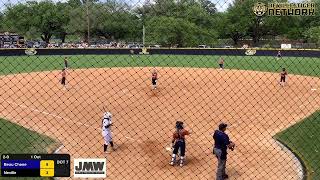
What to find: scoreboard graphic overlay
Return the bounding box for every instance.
[1,154,70,177]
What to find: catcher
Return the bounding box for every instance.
[213,123,235,180]
[169,121,190,167]
[102,112,116,153]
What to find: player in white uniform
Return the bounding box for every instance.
[102,112,115,153]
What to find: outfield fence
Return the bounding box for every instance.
[0,0,320,180]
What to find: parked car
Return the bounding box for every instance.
[128,44,139,48]
[3,44,10,48]
[198,45,210,48]
[149,45,161,48]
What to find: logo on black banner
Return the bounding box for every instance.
[74,158,106,178]
[25,48,37,56]
[245,49,257,56]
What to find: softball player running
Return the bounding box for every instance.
[102,112,115,153]
[170,121,190,167]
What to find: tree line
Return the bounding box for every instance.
[0,0,319,47]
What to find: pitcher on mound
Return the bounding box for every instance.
[170,121,190,167]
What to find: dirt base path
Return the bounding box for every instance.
[0,67,319,180]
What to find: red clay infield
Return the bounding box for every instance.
[0,67,319,180]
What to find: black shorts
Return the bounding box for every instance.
[152,79,157,85]
[61,77,66,85]
[277,54,281,58]
[219,64,224,68]
[173,140,186,156]
[280,76,286,82]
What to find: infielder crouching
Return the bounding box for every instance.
[102,112,116,153]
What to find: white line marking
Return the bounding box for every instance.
[311,88,317,91]
[54,145,64,154]
[125,136,135,141]
[275,140,304,180]
[20,104,28,108]
[4,100,92,128]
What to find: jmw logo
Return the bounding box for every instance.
[75,162,104,173]
[74,158,106,178]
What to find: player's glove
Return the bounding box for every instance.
[228,142,235,151]
[106,124,112,128]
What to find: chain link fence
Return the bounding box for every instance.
[0,0,320,180]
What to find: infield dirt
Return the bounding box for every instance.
[1,67,319,179]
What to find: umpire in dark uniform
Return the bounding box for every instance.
[213,123,235,180]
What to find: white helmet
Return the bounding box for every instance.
[103,112,112,119]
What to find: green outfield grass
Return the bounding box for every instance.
[0,118,58,153]
[0,118,58,180]
[274,111,320,180]
[0,55,319,76]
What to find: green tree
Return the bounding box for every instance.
[199,0,217,15]
[0,13,3,32]
[137,0,218,46]
[146,16,216,47]
[224,0,295,45]
[304,26,320,45]
[67,0,139,43]
[97,0,139,41]
[66,0,105,43]
[96,12,140,41]
[4,1,67,43]
[55,2,71,43]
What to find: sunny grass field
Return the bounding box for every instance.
[275,111,320,180]
[0,55,319,77]
[0,54,320,179]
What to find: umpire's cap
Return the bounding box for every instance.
[218,123,228,130]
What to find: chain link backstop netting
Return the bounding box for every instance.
[0,0,319,180]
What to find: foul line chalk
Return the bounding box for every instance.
[4,100,92,128]
[125,136,135,141]
[54,145,64,154]
[125,136,143,143]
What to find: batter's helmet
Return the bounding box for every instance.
[104,112,112,119]
[176,121,184,129]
